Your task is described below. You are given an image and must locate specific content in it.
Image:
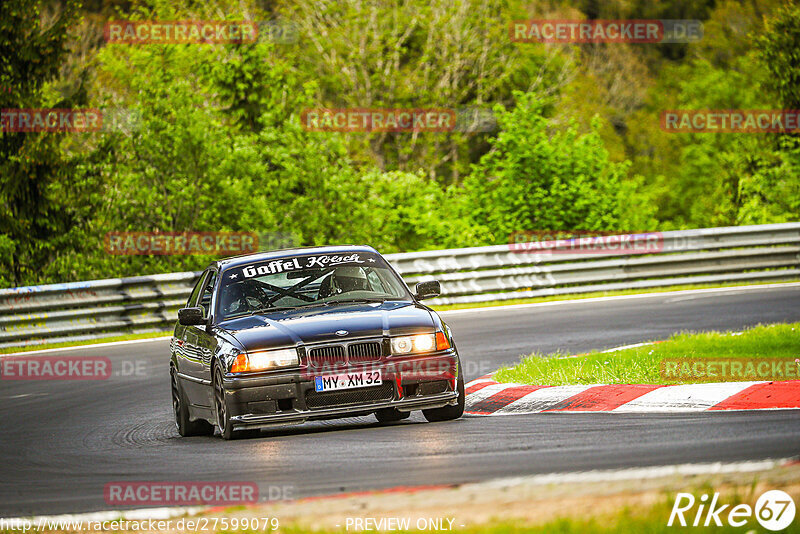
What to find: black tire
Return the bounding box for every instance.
[375,408,411,423]
[422,361,465,423]
[213,366,236,440]
[213,366,258,440]
[171,369,213,437]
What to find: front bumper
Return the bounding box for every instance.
[230,391,458,430]
[222,351,459,431]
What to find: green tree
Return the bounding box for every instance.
[0,0,82,286]
[756,2,800,110]
[59,5,460,280]
[458,92,653,244]
[282,0,573,184]
[623,0,795,228]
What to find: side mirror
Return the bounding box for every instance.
[414,280,441,300]
[178,307,207,326]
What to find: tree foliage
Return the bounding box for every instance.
[459,93,653,243]
[0,0,81,286]
[1,0,798,287]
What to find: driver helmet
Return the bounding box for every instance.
[334,266,368,292]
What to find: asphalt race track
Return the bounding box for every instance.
[2,285,800,516]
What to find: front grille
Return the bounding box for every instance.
[305,383,394,410]
[347,341,382,362]
[308,344,346,360]
[307,345,346,372]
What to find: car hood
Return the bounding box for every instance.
[217,301,435,352]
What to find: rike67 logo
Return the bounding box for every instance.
[668,490,796,531]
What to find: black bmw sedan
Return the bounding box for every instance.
[170,245,464,439]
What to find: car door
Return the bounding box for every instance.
[190,269,219,409]
[180,270,214,408]
[174,270,208,377]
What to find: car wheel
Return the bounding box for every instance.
[213,366,238,440]
[171,369,213,437]
[375,408,410,423]
[422,361,465,423]
[213,366,259,440]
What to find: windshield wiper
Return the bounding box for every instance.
[326,297,388,305]
[254,301,336,313]
[296,301,332,309]
[247,305,297,316]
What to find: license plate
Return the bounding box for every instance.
[314,370,382,392]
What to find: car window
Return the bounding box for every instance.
[218,251,412,319]
[365,268,387,293]
[199,271,217,317]
[186,271,209,307]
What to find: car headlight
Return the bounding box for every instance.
[230,348,299,373]
[390,332,450,355]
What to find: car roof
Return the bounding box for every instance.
[213,244,380,270]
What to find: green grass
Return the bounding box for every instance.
[0,331,170,355]
[494,322,800,386]
[429,279,799,312]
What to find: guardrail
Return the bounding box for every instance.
[1,223,798,348]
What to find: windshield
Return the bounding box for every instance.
[217,251,411,320]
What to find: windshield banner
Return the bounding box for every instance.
[236,252,383,279]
